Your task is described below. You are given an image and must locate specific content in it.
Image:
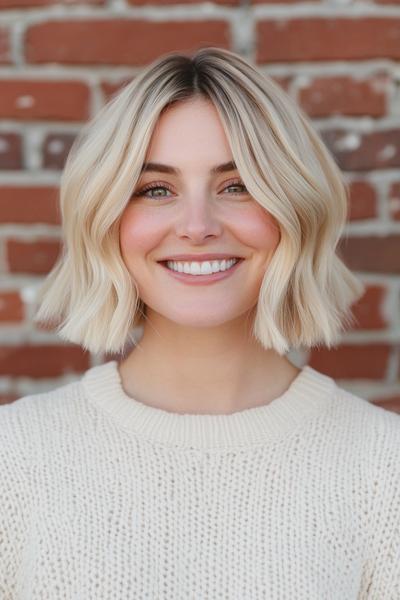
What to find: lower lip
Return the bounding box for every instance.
[158,259,244,285]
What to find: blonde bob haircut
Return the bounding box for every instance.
[34,46,365,356]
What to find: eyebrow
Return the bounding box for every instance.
[140,160,237,176]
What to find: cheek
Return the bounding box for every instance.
[119,206,165,256]
[231,205,280,251]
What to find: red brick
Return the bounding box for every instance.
[0,394,19,405]
[0,186,60,224]
[0,344,90,377]
[130,0,239,4]
[0,291,24,322]
[349,285,387,330]
[100,78,134,103]
[7,239,62,274]
[0,28,11,64]
[338,235,400,274]
[272,76,291,92]
[33,306,63,332]
[252,0,316,3]
[42,133,75,169]
[309,344,391,379]
[26,20,230,66]
[371,397,400,414]
[256,18,400,63]
[388,182,400,221]
[298,74,388,118]
[321,129,400,171]
[0,80,90,121]
[0,0,103,6]
[347,180,377,221]
[0,133,23,169]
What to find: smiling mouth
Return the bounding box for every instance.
[158,258,243,276]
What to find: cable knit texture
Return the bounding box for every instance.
[1,360,399,599]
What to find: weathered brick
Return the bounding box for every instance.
[347,180,377,221]
[0,394,19,406]
[7,239,62,274]
[0,27,11,64]
[388,182,400,221]
[272,76,291,92]
[0,80,90,121]
[349,285,387,330]
[129,0,239,4]
[42,133,75,169]
[0,133,23,170]
[252,0,316,3]
[100,78,134,103]
[338,235,400,274]
[371,397,400,414]
[257,18,400,62]
[0,344,90,377]
[0,291,24,322]
[309,344,391,379]
[298,74,388,117]
[0,186,60,224]
[26,20,230,66]
[321,129,400,171]
[0,0,103,6]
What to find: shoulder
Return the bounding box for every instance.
[0,377,83,426]
[0,377,87,468]
[324,381,400,483]
[305,366,400,448]
[330,382,400,444]
[303,367,400,478]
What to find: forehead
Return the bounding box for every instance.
[143,98,234,171]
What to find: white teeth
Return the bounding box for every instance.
[166,258,239,275]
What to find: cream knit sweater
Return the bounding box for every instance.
[1,360,399,599]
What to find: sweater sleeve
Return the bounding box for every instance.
[362,408,400,599]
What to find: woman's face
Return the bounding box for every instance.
[119,97,280,328]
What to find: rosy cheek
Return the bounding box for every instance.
[231,206,280,250]
[120,207,165,254]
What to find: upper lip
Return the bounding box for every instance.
[159,253,243,262]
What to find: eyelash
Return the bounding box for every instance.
[134,180,248,199]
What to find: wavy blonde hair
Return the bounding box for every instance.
[34,46,364,356]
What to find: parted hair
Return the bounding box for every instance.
[33,46,365,356]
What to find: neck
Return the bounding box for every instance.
[118,310,300,415]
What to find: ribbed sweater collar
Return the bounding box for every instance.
[81,360,336,450]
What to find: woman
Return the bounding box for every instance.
[1,47,399,598]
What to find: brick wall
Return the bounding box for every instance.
[0,0,399,412]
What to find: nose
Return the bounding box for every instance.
[175,195,223,243]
